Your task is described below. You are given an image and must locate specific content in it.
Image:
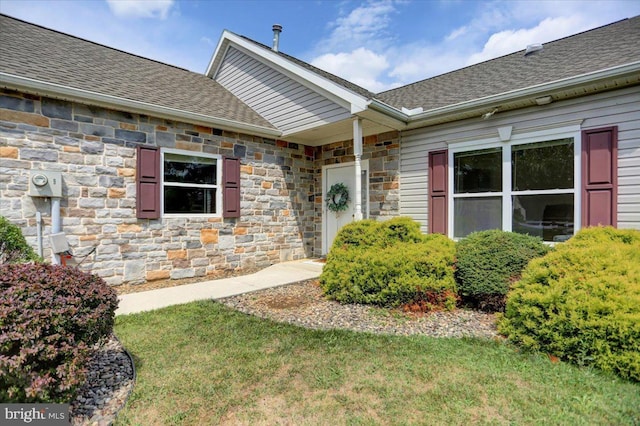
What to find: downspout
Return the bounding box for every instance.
[51,197,61,264]
[36,211,43,258]
[353,118,363,221]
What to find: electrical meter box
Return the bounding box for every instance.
[29,170,63,197]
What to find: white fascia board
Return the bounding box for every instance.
[403,61,640,127]
[0,72,282,138]
[204,30,233,77]
[206,31,371,113]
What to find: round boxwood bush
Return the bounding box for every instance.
[321,218,457,309]
[455,230,549,311]
[498,227,640,382]
[0,216,40,264]
[0,263,119,402]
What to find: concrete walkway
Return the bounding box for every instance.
[116,259,324,316]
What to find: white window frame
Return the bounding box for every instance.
[160,148,223,218]
[448,125,582,240]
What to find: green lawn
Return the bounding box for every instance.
[114,301,640,425]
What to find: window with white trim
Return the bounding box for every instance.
[161,149,222,216]
[450,129,580,242]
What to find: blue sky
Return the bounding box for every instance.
[2,0,639,92]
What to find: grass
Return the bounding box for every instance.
[114,301,640,425]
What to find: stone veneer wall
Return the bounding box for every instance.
[313,131,400,254]
[0,89,317,285]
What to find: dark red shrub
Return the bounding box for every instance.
[0,263,118,402]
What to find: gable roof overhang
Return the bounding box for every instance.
[0,72,282,138]
[206,31,372,115]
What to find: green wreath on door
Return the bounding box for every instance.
[326,183,350,212]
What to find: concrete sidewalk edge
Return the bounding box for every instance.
[116,259,324,316]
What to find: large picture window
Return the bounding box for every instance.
[161,149,222,216]
[451,131,579,242]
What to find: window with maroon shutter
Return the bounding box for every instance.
[223,156,241,218]
[162,149,222,215]
[429,150,448,235]
[582,126,618,227]
[136,146,160,219]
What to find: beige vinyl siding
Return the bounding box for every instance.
[399,86,640,232]
[618,111,640,226]
[216,47,351,134]
[399,132,446,232]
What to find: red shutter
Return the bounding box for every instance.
[429,150,448,234]
[582,126,617,227]
[223,157,241,218]
[136,146,160,219]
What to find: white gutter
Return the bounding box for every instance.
[367,99,409,122]
[371,61,640,126]
[0,72,283,138]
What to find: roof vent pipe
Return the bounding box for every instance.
[272,24,282,52]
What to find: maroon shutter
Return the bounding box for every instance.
[429,150,448,234]
[136,146,160,219]
[223,157,241,218]
[582,126,618,228]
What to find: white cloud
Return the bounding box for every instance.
[445,25,468,42]
[320,0,397,53]
[311,47,390,92]
[106,0,174,19]
[307,1,400,91]
[388,45,468,84]
[466,16,591,65]
[200,36,214,46]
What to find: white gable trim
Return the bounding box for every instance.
[206,31,371,114]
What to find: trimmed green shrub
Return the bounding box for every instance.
[330,217,426,251]
[330,219,383,250]
[381,216,424,244]
[0,216,40,264]
[0,263,119,402]
[498,227,640,382]
[455,230,549,311]
[321,218,457,309]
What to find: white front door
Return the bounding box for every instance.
[322,161,369,254]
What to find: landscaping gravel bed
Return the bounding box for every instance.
[70,335,135,426]
[220,279,499,339]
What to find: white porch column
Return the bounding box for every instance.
[353,118,363,221]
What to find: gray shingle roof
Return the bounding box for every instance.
[376,16,640,111]
[2,13,638,129]
[0,14,275,130]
